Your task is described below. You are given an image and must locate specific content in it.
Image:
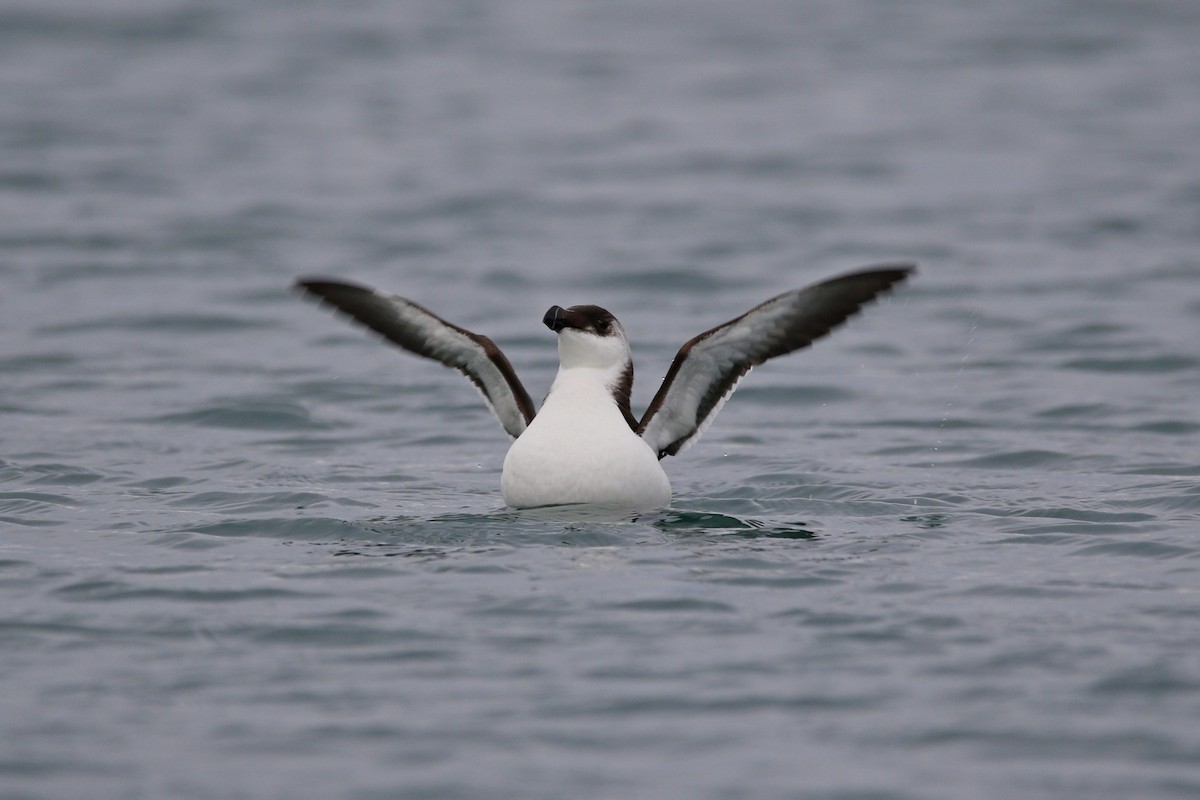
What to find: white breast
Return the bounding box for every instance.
[501,367,671,510]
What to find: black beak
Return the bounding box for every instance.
[543,305,566,332]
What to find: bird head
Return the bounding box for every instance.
[543,304,631,371]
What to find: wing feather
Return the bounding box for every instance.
[295,279,536,438]
[637,264,914,458]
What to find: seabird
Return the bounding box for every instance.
[295,264,913,510]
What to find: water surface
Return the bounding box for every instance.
[2,1,1199,798]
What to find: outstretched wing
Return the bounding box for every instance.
[295,279,537,438]
[637,264,914,458]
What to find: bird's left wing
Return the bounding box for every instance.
[637,265,913,458]
[295,279,536,438]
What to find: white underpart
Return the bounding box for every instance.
[502,328,671,510]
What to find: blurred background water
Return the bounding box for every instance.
[2,1,1200,798]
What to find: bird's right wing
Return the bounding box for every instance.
[637,265,914,458]
[295,279,536,439]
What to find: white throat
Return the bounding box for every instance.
[555,328,630,373]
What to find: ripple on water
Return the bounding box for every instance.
[1063,354,1200,373]
[1,461,107,486]
[1072,540,1194,559]
[40,313,271,336]
[603,597,737,614]
[51,579,313,604]
[736,383,858,406]
[147,398,335,431]
[1035,402,1120,420]
[0,491,77,527]
[581,267,734,292]
[1091,664,1200,697]
[1105,483,1200,512]
[942,449,1082,469]
[990,505,1160,537]
[656,510,821,540]
[175,516,368,542]
[239,623,440,648]
[1120,464,1200,477]
[1131,420,1200,435]
[0,352,81,373]
[166,490,374,514]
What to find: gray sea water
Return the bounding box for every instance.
[3,1,1200,798]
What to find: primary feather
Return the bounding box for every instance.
[637,265,913,458]
[294,280,536,438]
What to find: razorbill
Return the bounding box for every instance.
[295,264,912,509]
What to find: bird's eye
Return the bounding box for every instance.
[595,320,610,335]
